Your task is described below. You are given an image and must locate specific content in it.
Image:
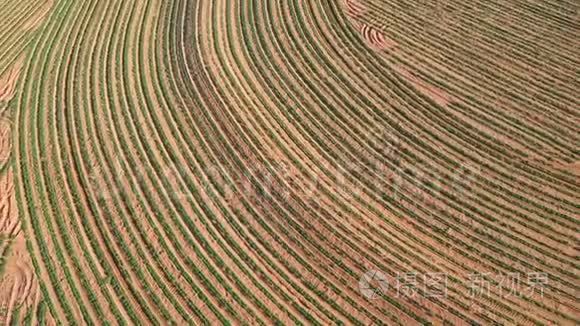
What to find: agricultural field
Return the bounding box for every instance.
[0,0,578,324]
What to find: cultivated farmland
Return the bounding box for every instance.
[0,0,578,324]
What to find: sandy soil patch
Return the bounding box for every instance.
[0,59,23,103]
[0,171,42,325]
[0,118,10,166]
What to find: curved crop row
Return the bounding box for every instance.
[9,0,579,324]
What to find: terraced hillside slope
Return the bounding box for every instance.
[2,0,579,324]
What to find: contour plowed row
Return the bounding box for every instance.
[12,0,579,324]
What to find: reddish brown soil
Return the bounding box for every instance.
[0,171,42,325]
